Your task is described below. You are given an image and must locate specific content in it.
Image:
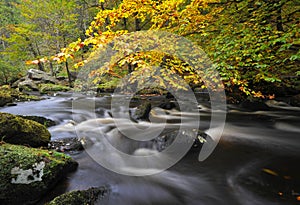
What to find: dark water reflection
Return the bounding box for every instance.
[1,93,300,205]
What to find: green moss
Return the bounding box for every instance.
[134,102,152,120]
[47,187,107,205]
[0,112,51,147]
[0,91,13,106]
[18,115,56,127]
[97,77,120,91]
[0,143,78,205]
[136,87,167,95]
[39,84,70,94]
[0,85,40,107]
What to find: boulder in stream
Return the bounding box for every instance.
[0,143,78,205]
[0,112,51,147]
[18,115,57,128]
[0,85,40,107]
[131,102,152,121]
[0,91,12,107]
[47,187,108,205]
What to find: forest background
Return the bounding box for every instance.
[0,0,299,100]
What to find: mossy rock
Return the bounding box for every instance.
[0,112,51,147]
[0,143,78,205]
[132,102,152,121]
[18,115,56,128]
[0,91,13,107]
[0,85,40,107]
[47,187,108,205]
[39,84,70,94]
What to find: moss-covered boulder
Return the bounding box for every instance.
[0,91,13,107]
[47,187,107,205]
[0,85,40,107]
[0,143,78,205]
[0,112,51,147]
[132,102,152,121]
[39,84,70,94]
[18,79,39,92]
[18,115,56,128]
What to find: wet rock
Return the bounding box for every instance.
[158,101,177,110]
[0,143,78,205]
[239,99,270,111]
[0,112,51,147]
[47,187,108,205]
[6,103,17,107]
[132,102,152,121]
[18,115,56,128]
[290,94,300,107]
[49,138,84,153]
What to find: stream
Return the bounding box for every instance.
[1,92,300,205]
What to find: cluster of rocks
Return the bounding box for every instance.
[0,112,108,205]
[0,112,78,204]
[12,69,70,94]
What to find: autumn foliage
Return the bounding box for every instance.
[4,0,300,98]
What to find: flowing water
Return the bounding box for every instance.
[1,93,300,205]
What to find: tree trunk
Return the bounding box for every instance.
[276,6,284,31]
[50,61,54,76]
[25,37,44,71]
[1,40,6,50]
[65,61,72,87]
[101,2,110,26]
[135,18,141,31]
[123,18,128,30]
[37,62,44,71]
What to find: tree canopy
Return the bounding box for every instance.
[1,0,299,99]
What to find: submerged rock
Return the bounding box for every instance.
[47,187,108,205]
[49,137,84,153]
[0,112,51,147]
[0,143,78,205]
[239,99,270,111]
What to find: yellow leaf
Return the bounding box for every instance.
[262,168,278,176]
